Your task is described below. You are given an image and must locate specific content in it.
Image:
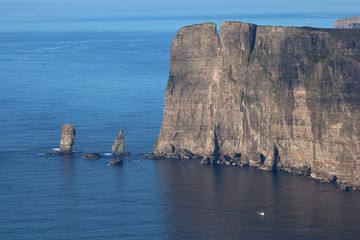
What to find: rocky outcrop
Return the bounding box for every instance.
[112,129,124,155]
[334,16,360,29]
[109,157,123,166]
[45,124,82,156]
[82,153,101,159]
[153,21,360,189]
[60,124,76,152]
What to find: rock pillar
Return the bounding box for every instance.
[112,129,124,155]
[60,124,76,152]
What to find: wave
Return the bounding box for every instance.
[256,211,265,216]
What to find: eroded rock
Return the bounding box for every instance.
[82,153,101,159]
[109,157,123,166]
[60,124,76,152]
[46,124,81,156]
[112,129,124,155]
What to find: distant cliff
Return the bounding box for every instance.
[154,21,360,189]
[334,16,360,29]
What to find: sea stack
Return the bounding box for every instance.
[112,129,124,155]
[60,124,76,153]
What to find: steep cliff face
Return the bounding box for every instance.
[334,16,360,29]
[154,21,360,189]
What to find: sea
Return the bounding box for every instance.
[1,1,360,239]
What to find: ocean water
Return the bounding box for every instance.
[1,1,360,239]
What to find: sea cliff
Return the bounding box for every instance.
[153,22,360,189]
[334,16,360,29]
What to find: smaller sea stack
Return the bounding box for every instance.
[112,129,124,155]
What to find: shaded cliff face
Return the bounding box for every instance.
[154,21,360,188]
[334,16,360,29]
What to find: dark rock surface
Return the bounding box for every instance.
[112,129,124,155]
[334,16,360,29]
[153,21,360,189]
[82,153,101,159]
[340,183,352,191]
[140,153,161,160]
[109,157,123,166]
[44,150,82,156]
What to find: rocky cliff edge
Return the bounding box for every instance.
[153,22,360,189]
[334,16,360,29]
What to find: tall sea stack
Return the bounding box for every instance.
[153,22,360,189]
[60,124,76,152]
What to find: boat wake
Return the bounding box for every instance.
[256,211,265,216]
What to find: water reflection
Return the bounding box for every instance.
[59,154,78,230]
[60,153,76,182]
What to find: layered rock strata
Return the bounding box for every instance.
[153,22,360,189]
[334,16,360,29]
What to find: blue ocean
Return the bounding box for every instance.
[1,0,360,239]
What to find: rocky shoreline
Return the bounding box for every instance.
[141,151,355,191]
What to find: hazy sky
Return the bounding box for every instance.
[0,0,359,31]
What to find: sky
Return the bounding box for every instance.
[0,0,359,31]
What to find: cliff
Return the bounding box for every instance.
[153,21,360,189]
[334,16,360,29]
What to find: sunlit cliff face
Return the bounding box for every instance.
[154,21,360,189]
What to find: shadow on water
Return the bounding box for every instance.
[60,153,76,180]
[152,158,360,239]
[59,153,77,223]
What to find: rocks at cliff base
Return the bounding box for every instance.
[200,156,215,165]
[140,153,161,160]
[82,153,101,159]
[141,147,201,160]
[339,183,352,191]
[200,154,249,166]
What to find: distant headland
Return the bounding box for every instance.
[334,15,360,29]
